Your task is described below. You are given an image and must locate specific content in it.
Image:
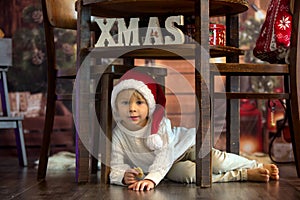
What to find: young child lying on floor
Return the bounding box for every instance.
[109,70,279,191]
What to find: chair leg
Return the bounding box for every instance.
[283,72,300,177]
[100,74,113,184]
[225,85,240,154]
[91,124,100,174]
[286,99,300,177]
[37,87,56,180]
[14,120,27,167]
[291,121,300,177]
[287,95,300,177]
[288,0,300,178]
[91,82,101,175]
[76,137,90,182]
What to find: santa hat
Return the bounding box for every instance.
[111,70,166,150]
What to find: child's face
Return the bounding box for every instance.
[116,89,149,131]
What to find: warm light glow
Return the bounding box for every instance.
[240,136,258,153]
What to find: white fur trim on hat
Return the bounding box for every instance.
[111,79,156,115]
[146,134,163,150]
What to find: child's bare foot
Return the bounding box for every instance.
[247,168,270,182]
[263,164,279,180]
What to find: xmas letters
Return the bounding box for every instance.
[94,16,185,47]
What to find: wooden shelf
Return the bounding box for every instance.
[88,44,244,59]
[210,46,244,57]
[83,0,248,17]
[213,92,290,100]
[210,0,248,16]
[210,63,289,75]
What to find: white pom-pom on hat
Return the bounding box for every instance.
[146,133,163,151]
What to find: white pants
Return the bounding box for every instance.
[166,147,263,183]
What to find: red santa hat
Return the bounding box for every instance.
[111,70,166,150]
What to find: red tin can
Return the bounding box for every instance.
[209,24,226,46]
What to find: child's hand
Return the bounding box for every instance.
[128,179,155,191]
[123,168,139,185]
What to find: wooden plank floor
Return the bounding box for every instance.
[1,157,300,200]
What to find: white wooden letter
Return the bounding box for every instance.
[165,16,185,44]
[95,18,121,47]
[117,18,140,46]
[143,17,163,45]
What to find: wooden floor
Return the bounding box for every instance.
[1,156,300,200]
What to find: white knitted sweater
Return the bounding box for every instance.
[109,117,195,186]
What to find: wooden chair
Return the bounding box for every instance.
[0,67,27,167]
[37,0,78,181]
[38,0,107,182]
[211,0,300,177]
[0,38,27,166]
[38,0,104,182]
[76,0,237,187]
[38,0,167,184]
